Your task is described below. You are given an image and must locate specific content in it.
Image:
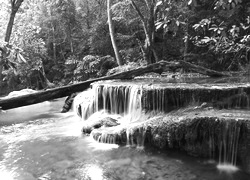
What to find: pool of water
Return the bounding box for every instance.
[0,98,250,180]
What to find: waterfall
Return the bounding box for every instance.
[218,120,241,167]
[74,83,250,121]
[74,83,146,146]
[73,80,250,169]
[75,83,143,122]
[74,83,153,148]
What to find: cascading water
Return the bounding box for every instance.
[75,83,143,122]
[74,82,147,147]
[217,120,242,172]
[1,85,250,179]
[74,80,250,172]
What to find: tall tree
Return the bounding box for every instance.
[107,0,123,66]
[0,0,24,89]
[129,0,159,64]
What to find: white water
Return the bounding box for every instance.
[0,97,249,179]
[75,84,143,123]
[74,82,246,174]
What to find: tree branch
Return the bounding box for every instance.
[10,0,15,7]
[12,0,24,12]
[130,0,150,45]
[143,0,150,10]
[130,0,146,23]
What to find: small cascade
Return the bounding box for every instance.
[142,86,250,112]
[75,82,250,120]
[218,120,241,167]
[73,88,96,120]
[75,83,143,122]
[72,80,250,173]
[126,126,147,149]
[74,83,147,147]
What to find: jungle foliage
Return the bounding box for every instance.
[0,0,249,95]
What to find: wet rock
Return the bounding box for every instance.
[75,80,250,173]
[103,117,120,127]
[87,109,250,173]
[91,126,127,144]
[61,93,77,113]
[82,117,120,134]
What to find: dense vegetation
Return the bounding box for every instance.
[0,0,249,96]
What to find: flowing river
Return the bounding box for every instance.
[0,98,250,180]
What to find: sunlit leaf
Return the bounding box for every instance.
[155,22,163,30]
[18,53,27,63]
[176,21,180,26]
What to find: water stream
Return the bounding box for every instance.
[1,97,250,179]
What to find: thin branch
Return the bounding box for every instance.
[130,0,146,23]
[130,0,150,39]
[143,0,150,10]
[15,0,24,8]
[10,0,15,7]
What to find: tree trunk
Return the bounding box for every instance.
[0,0,24,89]
[107,0,123,66]
[130,0,159,64]
[183,20,190,61]
[5,12,16,42]
[5,0,24,42]
[0,11,17,89]
[0,62,3,90]
[0,60,231,110]
[52,26,57,64]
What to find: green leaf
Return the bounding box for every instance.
[18,53,27,63]
[201,36,212,43]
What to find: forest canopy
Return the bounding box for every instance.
[0,0,249,96]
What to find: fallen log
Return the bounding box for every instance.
[0,60,230,110]
[0,61,166,110]
[179,60,231,77]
